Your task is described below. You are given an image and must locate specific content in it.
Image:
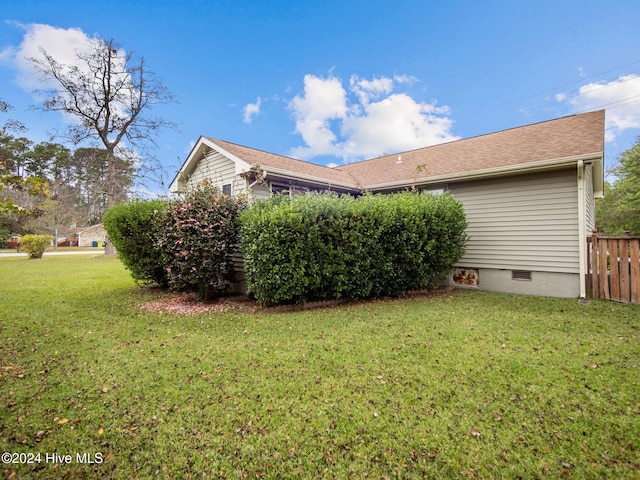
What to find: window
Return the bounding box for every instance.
[270,183,289,195]
[222,183,232,196]
[422,187,445,195]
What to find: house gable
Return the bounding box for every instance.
[169,137,253,193]
[76,223,107,247]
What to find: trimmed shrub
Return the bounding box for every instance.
[104,199,169,286]
[158,182,247,299]
[240,191,467,306]
[20,234,53,259]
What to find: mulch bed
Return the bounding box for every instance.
[140,292,233,315]
[140,286,456,316]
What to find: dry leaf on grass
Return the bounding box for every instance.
[141,292,232,315]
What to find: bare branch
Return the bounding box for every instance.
[29,37,175,207]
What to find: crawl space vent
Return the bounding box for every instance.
[512,270,532,281]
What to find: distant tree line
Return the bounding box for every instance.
[1,117,134,243]
[596,137,640,236]
[1,133,133,218]
[1,35,174,249]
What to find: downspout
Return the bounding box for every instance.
[247,169,268,190]
[577,160,587,298]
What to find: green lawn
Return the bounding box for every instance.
[0,246,104,254]
[1,256,638,479]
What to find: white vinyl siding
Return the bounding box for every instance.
[185,149,246,195]
[449,169,580,274]
[584,163,596,234]
[249,183,271,201]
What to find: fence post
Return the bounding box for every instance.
[632,240,640,304]
[597,236,609,300]
[620,238,630,303]
[586,234,592,297]
[610,239,620,301]
[589,231,599,299]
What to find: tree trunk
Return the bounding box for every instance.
[105,238,116,257]
[104,149,118,257]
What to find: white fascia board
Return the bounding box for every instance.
[168,136,208,192]
[168,138,253,192]
[591,156,605,199]
[191,140,350,186]
[365,152,604,191]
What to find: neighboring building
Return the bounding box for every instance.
[75,224,107,247]
[170,110,605,298]
[6,234,22,250]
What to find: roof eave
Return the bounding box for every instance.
[364,152,605,192]
[168,138,253,193]
[168,136,206,192]
[260,165,360,191]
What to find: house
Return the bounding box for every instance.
[170,110,605,299]
[75,223,107,247]
[5,234,22,250]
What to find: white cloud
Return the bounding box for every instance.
[243,97,262,124]
[1,23,142,146]
[289,74,348,159]
[341,93,456,160]
[288,73,458,162]
[349,75,393,105]
[557,74,640,142]
[393,73,418,85]
[0,23,97,91]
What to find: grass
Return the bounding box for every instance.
[0,246,104,254]
[1,256,639,479]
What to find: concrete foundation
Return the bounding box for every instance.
[451,267,580,298]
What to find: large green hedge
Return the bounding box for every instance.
[240,191,468,306]
[104,199,169,286]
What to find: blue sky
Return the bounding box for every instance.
[1,0,640,194]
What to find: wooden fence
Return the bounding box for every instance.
[586,234,640,303]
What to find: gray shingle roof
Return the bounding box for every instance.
[340,110,604,187]
[198,110,604,191]
[207,138,360,187]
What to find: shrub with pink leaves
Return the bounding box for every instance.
[158,181,247,299]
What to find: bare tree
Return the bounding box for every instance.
[0,98,25,134]
[29,38,175,253]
